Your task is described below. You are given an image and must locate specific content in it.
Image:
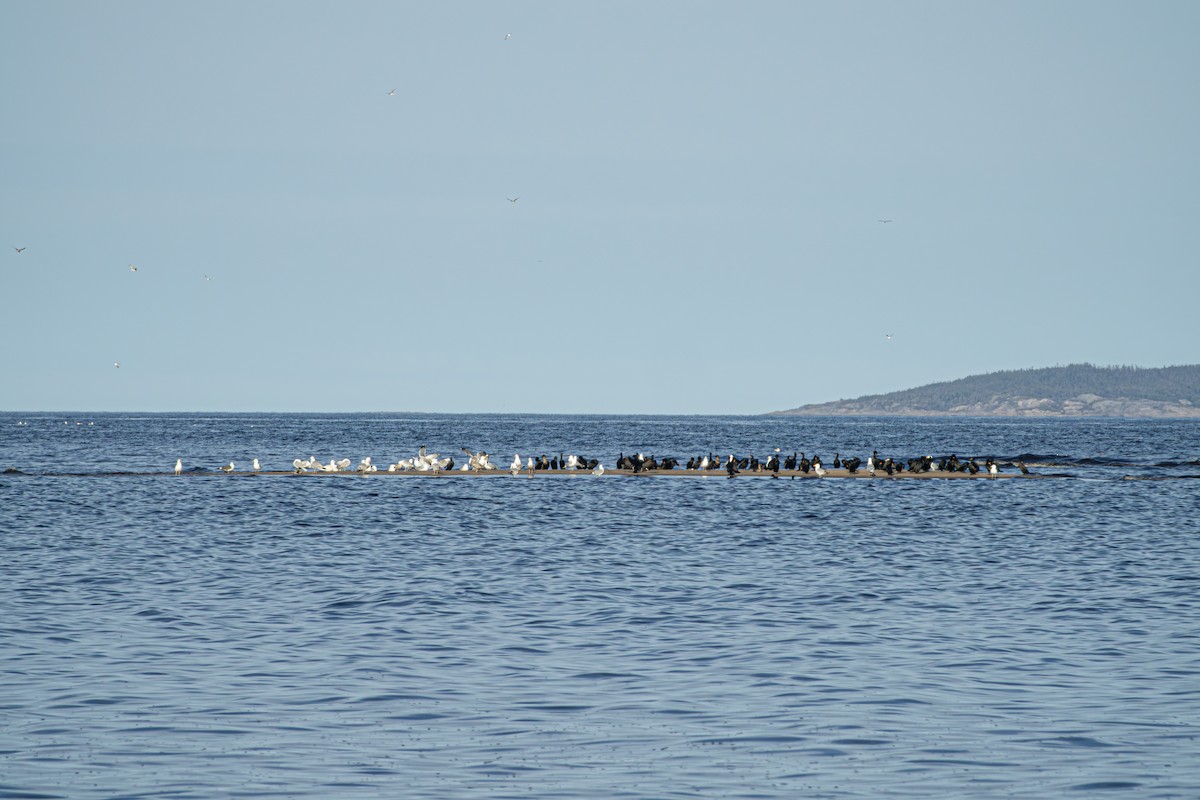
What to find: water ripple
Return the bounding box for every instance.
[1,414,1198,798]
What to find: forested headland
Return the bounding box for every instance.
[772,364,1200,417]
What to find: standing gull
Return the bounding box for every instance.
[174,458,183,476]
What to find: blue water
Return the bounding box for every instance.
[2,413,1199,798]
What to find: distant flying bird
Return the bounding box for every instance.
[13,247,25,253]
[387,88,396,96]
[204,274,211,281]
[507,197,519,203]
[885,334,892,340]
[113,362,120,369]
[129,264,137,272]
[878,219,893,223]
[504,33,511,40]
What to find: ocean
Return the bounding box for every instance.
[2,413,1198,798]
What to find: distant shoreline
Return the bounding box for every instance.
[771,364,1200,419]
[770,407,1200,419]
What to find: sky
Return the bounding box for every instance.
[2,1,1198,414]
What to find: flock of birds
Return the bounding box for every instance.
[178,447,1029,478]
[182,447,598,477]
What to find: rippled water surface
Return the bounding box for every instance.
[2,414,1199,798]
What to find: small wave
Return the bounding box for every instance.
[0,786,67,799]
[1011,453,1072,463]
[516,703,593,713]
[1044,735,1113,748]
[1122,475,1200,481]
[571,671,640,680]
[851,697,931,706]
[1076,457,1146,468]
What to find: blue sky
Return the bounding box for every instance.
[3,1,1197,414]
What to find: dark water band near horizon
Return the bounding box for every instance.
[2,413,1199,799]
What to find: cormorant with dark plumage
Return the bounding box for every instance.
[832,453,841,469]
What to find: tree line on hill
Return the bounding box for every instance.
[777,364,1200,414]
